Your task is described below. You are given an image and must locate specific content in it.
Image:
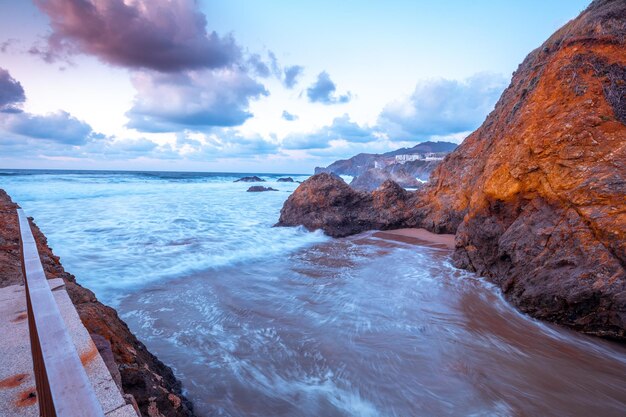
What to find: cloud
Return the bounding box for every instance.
[32,0,240,72]
[0,68,26,112]
[379,73,508,137]
[329,114,376,143]
[248,54,304,88]
[0,67,98,146]
[1,110,96,145]
[306,71,351,104]
[281,110,298,121]
[267,51,281,78]
[247,53,271,78]
[0,129,178,162]
[284,65,303,89]
[126,69,268,132]
[0,39,18,54]
[282,115,376,150]
[173,130,279,159]
[82,137,165,158]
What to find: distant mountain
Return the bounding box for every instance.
[381,141,458,157]
[314,141,458,180]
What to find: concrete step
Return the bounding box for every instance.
[0,279,138,417]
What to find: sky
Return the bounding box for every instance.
[0,0,591,173]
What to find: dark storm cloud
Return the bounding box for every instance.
[306,71,351,104]
[0,67,26,112]
[32,0,240,72]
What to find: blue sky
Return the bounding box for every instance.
[0,0,590,173]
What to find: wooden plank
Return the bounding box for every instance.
[17,209,105,417]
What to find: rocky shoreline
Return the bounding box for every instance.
[0,189,195,417]
[278,0,626,341]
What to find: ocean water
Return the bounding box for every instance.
[2,169,626,417]
[0,170,326,304]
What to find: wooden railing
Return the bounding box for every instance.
[17,209,105,417]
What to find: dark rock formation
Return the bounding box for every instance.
[276,173,420,237]
[247,186,278,192]
[277,177,295,182]
[278,0,626,341]
[350,166,422,191]
[234,176,264,182]
[0,189,195,416]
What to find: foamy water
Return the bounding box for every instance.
[0,170,327,304]
[2,170,626,417]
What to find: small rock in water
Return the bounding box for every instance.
[247,186,278,192]
[234,176,265,182]
[277,177,295,182]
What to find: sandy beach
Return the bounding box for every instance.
[373,228,455,249]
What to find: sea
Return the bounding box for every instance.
[2,169,626,417]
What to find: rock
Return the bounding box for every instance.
[419,0,626,340]
[276,173,420,237]
[0,190,196,416]
[91,333,123,390]
[247,186,278,192]
[277,177,295,182]
[234,176,265,182]
[278,0,626,341]
[350,167,422,191]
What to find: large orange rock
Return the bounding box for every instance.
[277,173,421,237]
[279,0,626,340]
[420,0,626,340]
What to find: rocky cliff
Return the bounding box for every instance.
[0,190,195,417]
[314,141,457,179]
[279,0,626,341]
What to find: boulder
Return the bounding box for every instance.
[247,186,278,192]
[234,176,265,182]
[276,173,420,237]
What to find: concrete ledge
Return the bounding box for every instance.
[0,281,138,417]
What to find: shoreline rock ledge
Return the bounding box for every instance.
[277,0,626,341]
[0,189,195,417]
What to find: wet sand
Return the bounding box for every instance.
[120,234,626,417]
[373,228,455,249]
